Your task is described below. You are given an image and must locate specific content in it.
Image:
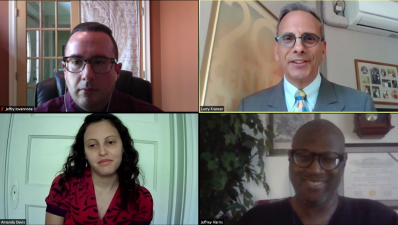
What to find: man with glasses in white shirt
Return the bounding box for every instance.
[238,2,376,112]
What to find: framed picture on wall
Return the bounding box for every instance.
[200,0,283,112]
[341,144,398,209]
[267,114,320,156]
[355,59,398,106]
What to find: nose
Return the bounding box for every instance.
[98,145,108,156]
[81,62,96,82]
[293,37,306,53]
[306,155,324,173]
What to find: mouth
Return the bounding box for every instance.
[289,60,310,66]
[98,159,112,164]
[303,179,327,190]
[80,88,97,92]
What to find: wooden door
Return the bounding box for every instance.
[16,0,79,106]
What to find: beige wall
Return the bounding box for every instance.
[151,1,198,112]
[0,1,9,106]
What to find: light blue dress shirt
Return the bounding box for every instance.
[284,72,321,112]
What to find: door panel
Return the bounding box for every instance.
[6,113,172,224]
[17,0,79,106]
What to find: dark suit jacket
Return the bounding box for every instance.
[238,74,376,112]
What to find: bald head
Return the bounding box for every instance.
[292,119,345,154]
[289,119,347,208]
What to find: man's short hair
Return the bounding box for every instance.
[276,2,324,40]
[65,22,119,60]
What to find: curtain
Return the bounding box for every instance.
[81,1,141,77]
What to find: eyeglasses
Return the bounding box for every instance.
[63,57,118,74]
[290,149,345,171]
[275,33,324,48]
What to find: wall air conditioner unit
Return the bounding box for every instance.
[345,0,398,38]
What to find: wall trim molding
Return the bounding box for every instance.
[167,114,184,224]
[9,1,17,105]
[1,114,13,218]
[166,114,198,224]
[181,113,198,224]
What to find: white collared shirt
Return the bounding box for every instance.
[284,72,321,112]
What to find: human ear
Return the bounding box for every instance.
[274,42,279,61]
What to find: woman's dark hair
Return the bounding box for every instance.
[65,22,119,60]
[58,113,142,209]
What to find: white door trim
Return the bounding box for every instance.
[167,114,198,224]
[0,114,13,219]
[9,1,17,106]
[182,114,198,224]
[167,114,181,224]
[142,0,151,82]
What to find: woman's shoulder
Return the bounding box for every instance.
[49,173,64,188]
[50,172,81,191]
[135,185,153,200]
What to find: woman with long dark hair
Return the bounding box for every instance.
[45,113,153,224]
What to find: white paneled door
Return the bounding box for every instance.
[5,114,172,224]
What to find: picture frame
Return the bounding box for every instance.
[267,114,320,156]
[355,59,398,106]
[340,143,398,209]
[200,0,283,112]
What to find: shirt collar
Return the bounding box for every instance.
[284,72,321,112]
[65,89,119,112]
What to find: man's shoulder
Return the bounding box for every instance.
[117,92,163,112]
[34,96,64,112]
[337,196,397,224]
[324,79,376,111]
[237,198,291,225]
[328,81,369,98]
[242,85,278,101]
[339,196,392,210]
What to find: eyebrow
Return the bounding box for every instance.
[67,54,112,59]
[85,135,117,142]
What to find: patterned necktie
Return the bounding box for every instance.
[293,89,309,112]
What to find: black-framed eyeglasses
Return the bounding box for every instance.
[290,149,345,171]
[275,33,324,48]
[63,57,118,74]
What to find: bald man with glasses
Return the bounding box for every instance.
[238,119,398,225]
[238,2,376,112]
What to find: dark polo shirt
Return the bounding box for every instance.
[34,89,163,112]
[237,195,398,225]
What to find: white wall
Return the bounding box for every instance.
[200,0,398,110]
[321,113,398,143]
[242,113,398,203]
[324,25,398,110]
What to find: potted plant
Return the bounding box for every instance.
[200,114,274,224]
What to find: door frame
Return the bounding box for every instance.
[9,2,17,106]
[0,114,13,219]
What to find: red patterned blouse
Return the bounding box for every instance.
[45,168,153,225]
